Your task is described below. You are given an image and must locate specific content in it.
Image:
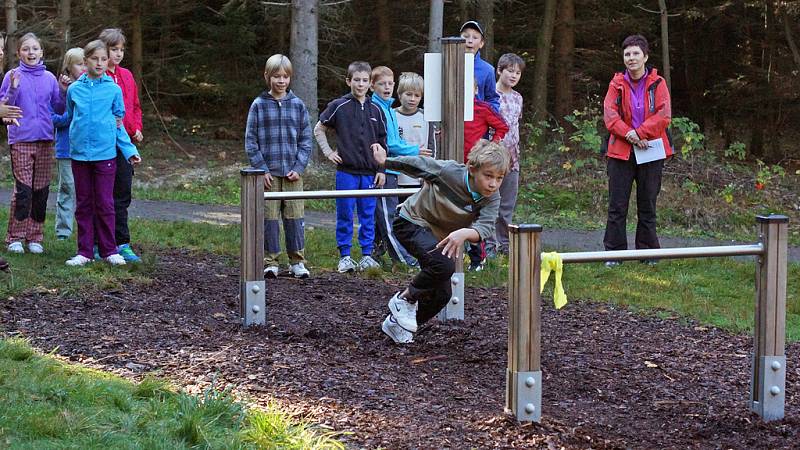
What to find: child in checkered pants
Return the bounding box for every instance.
[0,33,68,255]
[244,54,313,279]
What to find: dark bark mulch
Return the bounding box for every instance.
[1,249,797,449]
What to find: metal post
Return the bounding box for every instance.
[750,214,788,421]
[240,169,265,326]
[505,224,543,422]
[438,36,466,321]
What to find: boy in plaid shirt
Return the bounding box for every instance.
[245,54,313,279]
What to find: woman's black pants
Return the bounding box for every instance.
[603,156,664,251]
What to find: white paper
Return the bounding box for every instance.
[423,52,475,122]
[634,138,667,164]
[463,53,474,121]
[423,53,442,122]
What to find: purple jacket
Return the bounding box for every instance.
[0,62,65,145]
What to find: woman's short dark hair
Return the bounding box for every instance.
[622,34,649,55]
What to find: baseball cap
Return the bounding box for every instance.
[459,20,484,36]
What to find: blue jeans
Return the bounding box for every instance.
[335,171,376,257]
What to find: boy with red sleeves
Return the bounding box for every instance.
[463,86,508,271]
[99,28,143,263]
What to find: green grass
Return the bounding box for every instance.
[136,174,241,205]
[0,337,344,449]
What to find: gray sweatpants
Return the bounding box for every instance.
[55,158,76,239]
[486,170,519,254]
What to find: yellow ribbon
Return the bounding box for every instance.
[540,252,567,309]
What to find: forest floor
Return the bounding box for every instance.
[2,248,797,449]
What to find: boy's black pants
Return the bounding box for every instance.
[392,217,455,325]
[113,149,134,245]
[603,156,664,251]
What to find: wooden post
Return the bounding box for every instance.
[505,224,543,422]
[240,169,266,326]
[437,36,466,321]
[750,214,788,421]
[441,37,465,163]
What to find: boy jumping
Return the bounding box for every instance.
[373,141,509,344]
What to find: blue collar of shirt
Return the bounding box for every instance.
[465,171,482,202]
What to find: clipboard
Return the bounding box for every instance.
[633,138,667,164]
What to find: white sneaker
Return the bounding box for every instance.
[289,262,310,279]
[388,292,418,332]
[27,242,44,254]
[65,254,92,266]
[106,253,126,265]
[337,256,357,273]
[358,255,381,271]
[382,314,413,344]
[263,265,279,278]
[7,242,24,254]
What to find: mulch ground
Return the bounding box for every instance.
[1,248,798,449]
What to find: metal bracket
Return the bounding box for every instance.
[750,356,786,421]
[513,371,542,422]
[243,281,266,326]
[437,271,464,321]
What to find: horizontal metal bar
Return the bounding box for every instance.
[263,188,419,201]
[557,243,764,264]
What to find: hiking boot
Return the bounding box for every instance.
[7,242,24,254]
[337,256,357,273]
[66,254,92,266]
[106,253,126,265]
[27,242,44,254]
[263,265,279,278]
[382,314,413,344]
[117,244,141,263]
[93,245,101,261]
[289,262,310,279]
[388,292,418,332]
[641,259,658,266]
[358,255,381,271]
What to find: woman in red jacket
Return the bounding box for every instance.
[602,34,673,266]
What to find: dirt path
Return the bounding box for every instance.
[1,249,796,448]
[4,188,796,261]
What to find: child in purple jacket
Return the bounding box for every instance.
[0,33,67,255]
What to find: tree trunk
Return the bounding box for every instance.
[290,0,319,158]
[428,0,443,53]
[376,0,392,63]
[783,6,800,71]
[131,1,144,93]
[59,0,71,50]
[458,0,471,24]
[5,0,18,69]
[531,0,557,123]
[553,0,574,122]
[658,0,671,90]
[477,0,494,62]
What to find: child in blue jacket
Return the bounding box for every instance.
[52,47,85,240]
[460,20,500,113]
[370,66,431,267]
[58,40,141,266]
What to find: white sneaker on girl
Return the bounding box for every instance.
[106,254,126,265]
[65,255,92,266]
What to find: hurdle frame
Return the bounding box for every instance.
[506,215,789,423]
